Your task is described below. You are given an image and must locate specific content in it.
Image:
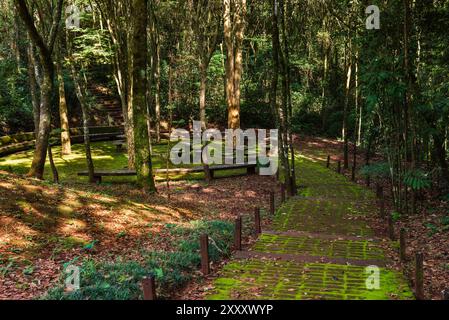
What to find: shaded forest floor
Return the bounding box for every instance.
[0,169,275,299]
[0,136,448,299]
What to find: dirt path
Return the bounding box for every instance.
[206,157,414,300]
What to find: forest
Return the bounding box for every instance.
[0,0,448,301]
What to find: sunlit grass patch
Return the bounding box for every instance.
[0,141,259,184]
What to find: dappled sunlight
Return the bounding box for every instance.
[0,216,38,250]
[0,169,210,261]
[0,181,16,189]
[1,144,277,299]
[300,155,322,163]
[57,219,88,235]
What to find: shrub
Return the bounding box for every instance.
[403,169,431,191]
[43,220,233,300]
[360,162,391,180]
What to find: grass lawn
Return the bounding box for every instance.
[0,140,249,184]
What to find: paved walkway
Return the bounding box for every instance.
[207,157,413,300]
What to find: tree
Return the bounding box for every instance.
[15,0,64,179]
[26,39,40,139]
[130,0,156,191]
[65,16,96,184]
[95,0,136,169]
[223,0,246,130]
[148,0,162,142]
[271,0,295,195]
[56,40,72,156]
[189,0,221,129]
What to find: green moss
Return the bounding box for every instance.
[207,155,413,301]
[253,234,384,260]
[207,260,413,300]
[273,198,374,236]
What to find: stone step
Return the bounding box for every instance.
[234,250,386,267]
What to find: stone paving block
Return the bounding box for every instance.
[207,259,413,300]
[251,234,384,261]
[273,198,374,236]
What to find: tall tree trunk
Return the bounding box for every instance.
[199,61,207,129]
[154,32,161,142]
[126,30,136,170]
[27,41,40,138]
[343,62,352,170]
[233,0,246,129]
[403,0,418,213]
[47,144,59,184]
[131,0,156,192]
[70,65,95,183]
[271,0,291,189]
[15,0,63,180]
[28,60,52,179]
[147,1,161,142]
[356,56,362,146]
[56,56,72,155]
[224,0,236,129]
[224,0,246,130]
[190,0,220,130]
[280,0,296,195]
[12,9,23,73]
[100,4,135,168]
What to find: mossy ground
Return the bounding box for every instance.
[207,156,413,300]
[207,260,413,300]
[251,234,384,261]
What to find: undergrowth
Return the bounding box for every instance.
[43,220,233,300]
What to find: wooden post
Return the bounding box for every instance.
[270,191,275,215]
[366,175,371,187]
[142,276,156,300]
[247,165,256,175]
[337,161,341,174]
[254,207,261,235]
[234,216,242,251]
[204,165,212,182]
[326,155,330,168]
[442,289,449,300]
[388,214,395,240]
[353,144,357,168]
[200,234,210,275]
[351,166,356,181]
[376,184,383,199]
[400,228,407,262]
[415,252,424,300]
[379,190,385,218]
[280,184,286,203]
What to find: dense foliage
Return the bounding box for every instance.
[0,0,447,210]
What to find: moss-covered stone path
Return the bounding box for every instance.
[207,158,413,300]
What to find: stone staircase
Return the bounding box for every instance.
[88,84,123,127]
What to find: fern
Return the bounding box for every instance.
[359,162,390,179]
[403,169,431,191]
